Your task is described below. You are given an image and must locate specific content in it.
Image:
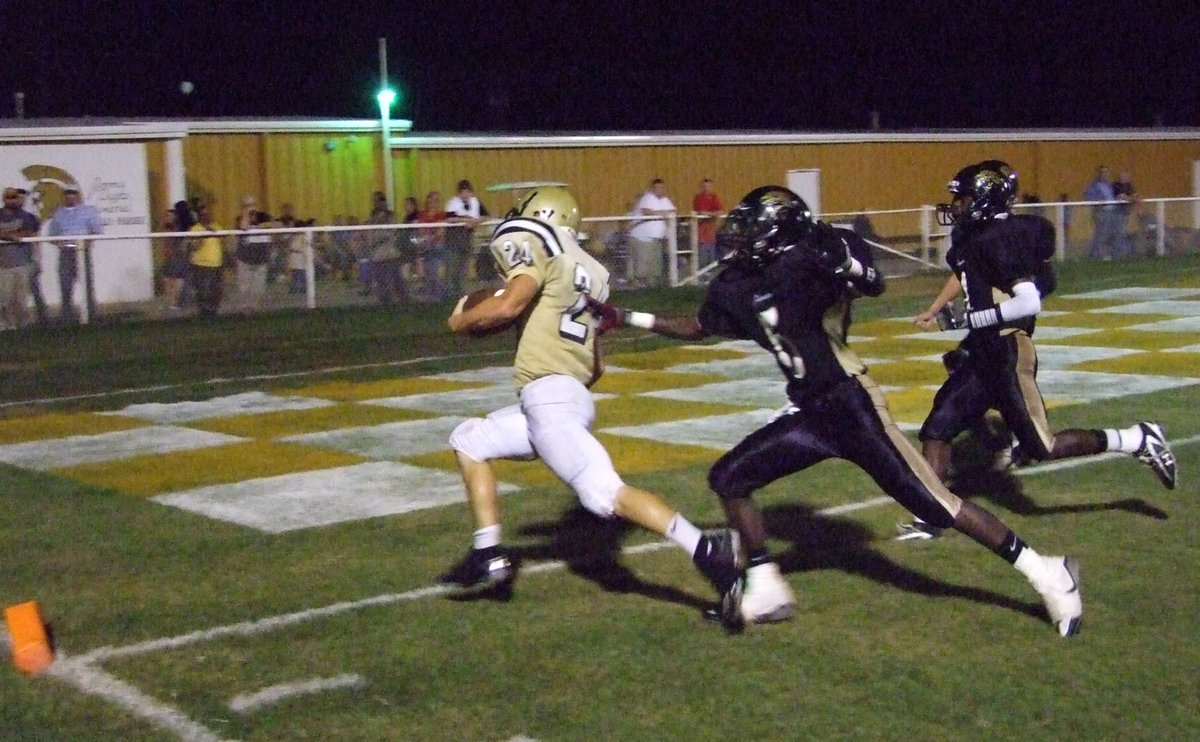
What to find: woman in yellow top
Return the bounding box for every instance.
[188,204,226,317]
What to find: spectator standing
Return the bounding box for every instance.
[188,204,226,317]
[691,177,724,270]
[287,219,312,295]
[444,179,489,298]
[627,178,675,288]
[233,198,274,315]
[160,208,189,312]
[0,187,40,329]
[416,191,447,300]
[329,215,354,281]
[1112,170,1136,258]
[367,202,407,304]
[1083,165,1121,260]
[356,193,388,296]
[46,184,103,324]
[1058,192,1072,239]
[170,200,197,310]
[14,188,50,325]
[400,197,422,287]
[269,201,297,284]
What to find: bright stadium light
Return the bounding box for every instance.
[376,88,396,110]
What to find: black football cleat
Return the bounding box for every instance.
[439,546,515,598]
[693,530,745,633]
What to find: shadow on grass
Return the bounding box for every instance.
[761,502,1044,623]
[515,506,712,612]
[952,468,1170,520]
[949,422,1169,520]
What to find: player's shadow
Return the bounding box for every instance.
[515,505,712,612]
[761,502,1044,622]
[952,468,1168,519]
[949,439,1169,520]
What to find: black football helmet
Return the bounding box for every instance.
[716,186,813,268]
[937,160,1019,226]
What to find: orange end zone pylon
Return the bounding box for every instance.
[4,601,54,675]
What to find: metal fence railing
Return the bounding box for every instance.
[7,196,1199,327]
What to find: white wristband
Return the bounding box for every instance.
[627,311,655,329]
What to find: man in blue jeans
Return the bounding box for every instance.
[48,184,104,324]
[1084,165,1122,260]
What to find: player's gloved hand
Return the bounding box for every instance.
[585,296,629,335]
[935,302,966,330]
[809,220,853,275]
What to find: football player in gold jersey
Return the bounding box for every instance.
[442,185,744,625]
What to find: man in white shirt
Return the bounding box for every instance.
[444,179,489,297]
[627,178,675,288]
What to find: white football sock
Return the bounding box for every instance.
[473,524,501,550]
[1013,545,1050,585]
[1104,424,1143,454]
[666,514,703,555]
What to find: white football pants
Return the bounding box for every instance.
[448,374,625,517]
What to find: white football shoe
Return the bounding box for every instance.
[740,562,796,624]
[1034,556,1082,638]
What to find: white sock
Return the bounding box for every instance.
[473,524,501,550]
[1013,545,1049,585]
[666,514,703,556]
[1104,424,1143,453]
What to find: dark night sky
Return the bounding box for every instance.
[7,1,1199,132]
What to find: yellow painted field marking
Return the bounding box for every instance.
[606,345,747,370]
[280,376,492,401]
[55,441,367,497]
[187,403,435,439]
[0,412,146,445]
[592,370,728,395]
[1069,350,1200,376]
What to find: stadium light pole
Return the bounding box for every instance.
[377,37,396,211]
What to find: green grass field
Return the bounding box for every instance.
[1,257,1198,741]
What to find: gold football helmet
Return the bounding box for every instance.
[513,185,581,235]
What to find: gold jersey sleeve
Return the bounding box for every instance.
[489,218,611,390]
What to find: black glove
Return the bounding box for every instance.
[809,220,853,275]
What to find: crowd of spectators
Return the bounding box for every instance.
[156,180,500,318]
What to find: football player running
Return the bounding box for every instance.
[897,160,1178,541]
[588,185,1084,637]
[441,185,742,620]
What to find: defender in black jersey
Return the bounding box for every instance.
[590,185,1084,637]
[899,161,1178,540]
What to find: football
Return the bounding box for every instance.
[456,288,514,337]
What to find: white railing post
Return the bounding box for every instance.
[1053,203,1066,261]
[920,205,933,264]
[666,212,678,287]
[304,228,317,308]
[688,213,699,281]
[1156,200,1167,256]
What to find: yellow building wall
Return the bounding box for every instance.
[163,134,1200,229]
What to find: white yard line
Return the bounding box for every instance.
[228,673,365,714]
[46,654,237,742]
